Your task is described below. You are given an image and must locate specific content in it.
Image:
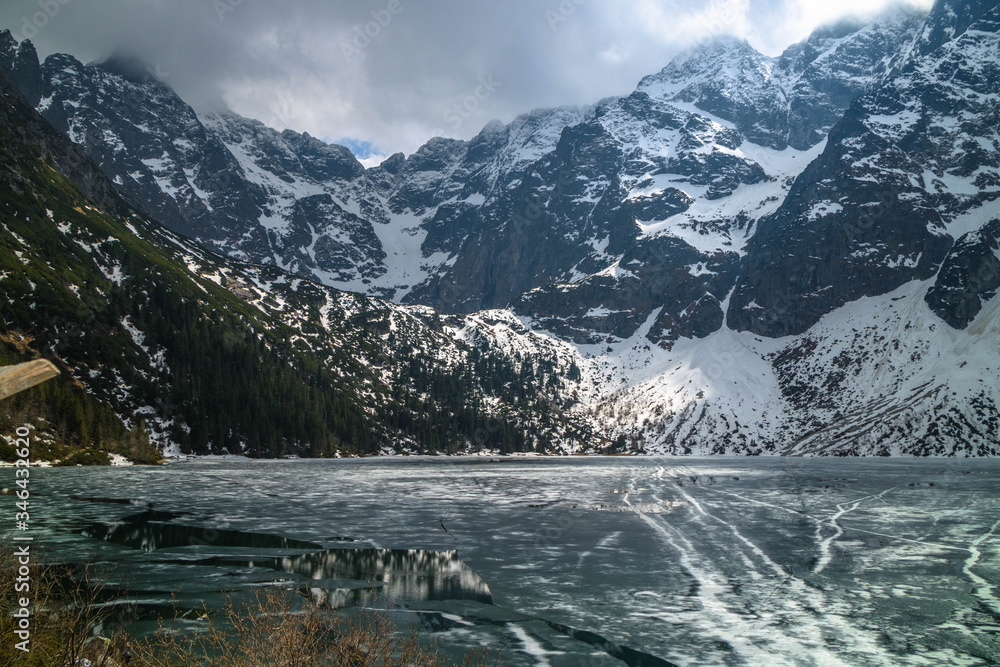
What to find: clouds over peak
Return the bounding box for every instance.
[2,0,932,158]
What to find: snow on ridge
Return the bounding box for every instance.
[808,202,844,220]
[635,137,828,255]
[585,306,628,318]
[461,279,999,456]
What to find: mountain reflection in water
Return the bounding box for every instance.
[275,548,493,606]
[79,507,492,606]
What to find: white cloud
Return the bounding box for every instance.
[632,0,752,47]
[0,0,937,160]
[358,153,390,169]
[748,0,936,54]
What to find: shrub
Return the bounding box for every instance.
[0,537,127,666]
[54,448,111,466]
[0,539,502,666]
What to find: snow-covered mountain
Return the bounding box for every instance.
[2,0,998,457]
[637,7,927,150]
[460,276,999,456]
[0,6,927,311]
[731,0,1000,337]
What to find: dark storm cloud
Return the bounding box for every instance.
[0,0,932,161]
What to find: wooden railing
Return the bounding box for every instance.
[0,359,59,401]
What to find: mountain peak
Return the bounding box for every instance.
[95,50,166,85]
[377,152,406,174]
[637,35,765,96]
[478,118,506,138]
[675,33,755,59]
[0,31,42,106]
[0,29,16,56]
[631,6,930,150]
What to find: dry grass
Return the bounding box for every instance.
[0,539,502,667]
[133,587,499,667]
[0,536,129,666]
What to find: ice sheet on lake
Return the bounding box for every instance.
[9,458,999,666]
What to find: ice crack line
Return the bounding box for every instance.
[658,485,774,579]
[704,487,967,554]
[635,501,857,666]
[633,510,780,664]
[635,467,894,664]
[963,518,1000,617]
[813,485,904,575]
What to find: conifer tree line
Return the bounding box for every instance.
[0,75,583,462]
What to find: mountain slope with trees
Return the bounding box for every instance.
[0,70,587,461]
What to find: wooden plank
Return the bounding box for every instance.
[0,360,60,400]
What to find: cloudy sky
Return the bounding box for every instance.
[1,0,933,164]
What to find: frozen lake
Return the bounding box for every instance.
[6,457,1000,666]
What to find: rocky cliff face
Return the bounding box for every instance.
[729,1,1000,336]
[927,218,1000,328]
